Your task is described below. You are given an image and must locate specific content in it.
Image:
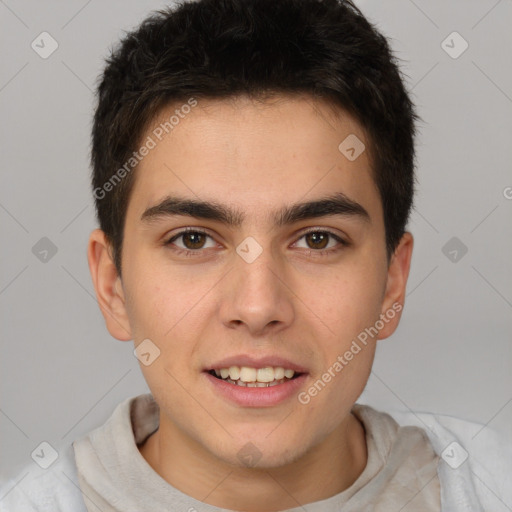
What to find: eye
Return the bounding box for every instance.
[165,228,216,255]
[294,229,348,254]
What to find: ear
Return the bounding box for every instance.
[87,229,132,341]
[377,231,414,340]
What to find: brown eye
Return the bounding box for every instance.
[294,229,347,254]
[304,232,329,250]
[181,232,207,249]
[166,229,216,253]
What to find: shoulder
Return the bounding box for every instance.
[388,407,512,470]
[0,443,86,512]
[352,403,434,455]
[388,408,512,511]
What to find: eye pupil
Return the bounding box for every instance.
[184,232,205,249]
[306,232,329,249]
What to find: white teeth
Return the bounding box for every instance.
[274,367,285,380]
[229,366,240,380]
[212,365,298,384]
[223,377,288,387]
[256,367,274,383]
[239,367,257,382]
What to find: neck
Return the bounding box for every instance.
[139,412,367,511]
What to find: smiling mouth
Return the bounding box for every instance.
[207,366,303,388]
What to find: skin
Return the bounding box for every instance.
[88,94,413,511]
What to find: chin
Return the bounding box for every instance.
[209,434,309,470]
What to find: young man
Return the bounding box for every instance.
[1,0,510,510]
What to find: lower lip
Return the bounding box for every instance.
[204,372,308,407]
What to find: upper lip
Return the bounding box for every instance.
[205,355,309,374]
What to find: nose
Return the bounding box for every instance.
[218,244,295,338]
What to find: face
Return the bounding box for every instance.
[89,94,412,469]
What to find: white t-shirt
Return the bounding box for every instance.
[74,394,440,511]
[1,394,510,511]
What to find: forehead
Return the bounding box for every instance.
[126,94,382,228]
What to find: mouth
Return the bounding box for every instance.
[207,366,304,388]
[203,356,309,406]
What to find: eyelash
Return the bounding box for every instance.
[164,227,349,258]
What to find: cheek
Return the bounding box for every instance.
[296,344,375,447]
[314,257,384,393]
[127,273,200,400]
[312,266,385,341]
[123,263,211,376]
[123,252,199,338]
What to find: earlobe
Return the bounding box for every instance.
[377,232,414,340]
[87,229,132,341]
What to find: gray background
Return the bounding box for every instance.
[1,0,511,481]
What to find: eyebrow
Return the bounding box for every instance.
[140,192,371,227]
